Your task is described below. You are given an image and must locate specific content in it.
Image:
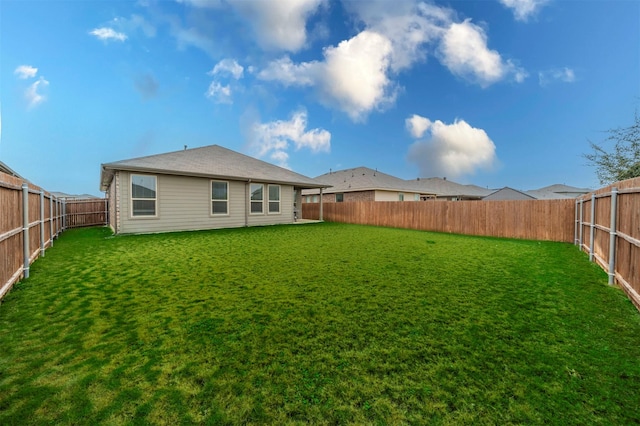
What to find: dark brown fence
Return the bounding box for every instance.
[1,169,107,300]
[303,199,575,242]
[576,176,640,310]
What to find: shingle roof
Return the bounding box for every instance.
[410,177,494,198]
[0,161,26,180]
[100,145,329,191]
[483,187,536,201]
[533,184,592,194]
[302,167,431,195]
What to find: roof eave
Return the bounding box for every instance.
[100,164,331,189]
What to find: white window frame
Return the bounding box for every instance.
[398,193,405,201]
[130,174,157,218]
[211,180,229,216]
[250,183,264,215]
[268,184,281,214]
[336,193,344,202]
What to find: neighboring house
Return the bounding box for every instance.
[484,184,592,201]
[483,187,536,201]
[302,167,436,203]
[532,184,591,198]
[100,145,330,234]
[408,177,494,201]
[0,161,26,180]
[51,192,102,200]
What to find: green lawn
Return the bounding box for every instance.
[1,223,639,425]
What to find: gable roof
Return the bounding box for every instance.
[533,184,592,194]
[483,187,536,201]
[303,167,432,195]
[410,177,494,198]
[100,145,329,191]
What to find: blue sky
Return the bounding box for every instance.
[2,0,638,196]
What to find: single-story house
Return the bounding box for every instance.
[483,184,592,201]
[408,177,494,201]
[482,187,536,201]
[301,167,436,203]
[100,145,330,234]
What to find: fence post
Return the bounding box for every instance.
[574,199,579,245]
[319,188,324,221]
[589,193,595,262]
[578,199,583,249]
[40,190,45,257]
[608,187,618,286]
[62,200,67,231]
[22,183,30,279]
[49,196,54,247]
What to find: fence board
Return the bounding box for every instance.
[577,176,640,311]
[303,199,575,242]
[1,169,108,300]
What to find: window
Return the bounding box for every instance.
[398,193,405,201]
[336,193,344,202]
[211,181,228,215]
[312,195,319,203]
[414,194,420,201]
[250,183,263,214]
[131,174,156,216]
[268,185,280,214]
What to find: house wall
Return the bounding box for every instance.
[306,190,424,203]
[116,172,294,234]
[106,171,119,233]
[374,190,421,202]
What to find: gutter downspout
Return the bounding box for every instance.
[245,179,251,227]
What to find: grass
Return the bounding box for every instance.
[1,223,639,425]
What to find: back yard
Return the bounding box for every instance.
[1,223,639,425]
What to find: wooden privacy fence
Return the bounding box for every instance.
[576,176,640,310]
[1,170,107,300]
[303,199,575,242]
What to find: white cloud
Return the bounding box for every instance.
[499,0,549,22]
[89,27,127,42]
[248,110,330,168]
[259,30,395,121]
[407,115,497,178]
[25,77,49,108]
[318,31,395,121]
[230,0,325,52]
[344,1,451,72]
[209,59,244,80]
[405,114,432,138]
[14,65,38,79]
[177,0,325,52]
[538,67,576,87]
[257,56,317,86]
[438,19,526,87]
[205,81,232,104]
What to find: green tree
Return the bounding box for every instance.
[584,112,640,184]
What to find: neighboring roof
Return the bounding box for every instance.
[302,167,433,195]
[483,187,536,201]
[410,177,494,198]
[51,191,102,200]
[533,184,592,194]
[525,189,575,200]
[100,144,330,191]
[0,161,26,180]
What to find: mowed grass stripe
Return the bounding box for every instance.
[0,223,639,425]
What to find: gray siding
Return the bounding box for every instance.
[117,172,294,234]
